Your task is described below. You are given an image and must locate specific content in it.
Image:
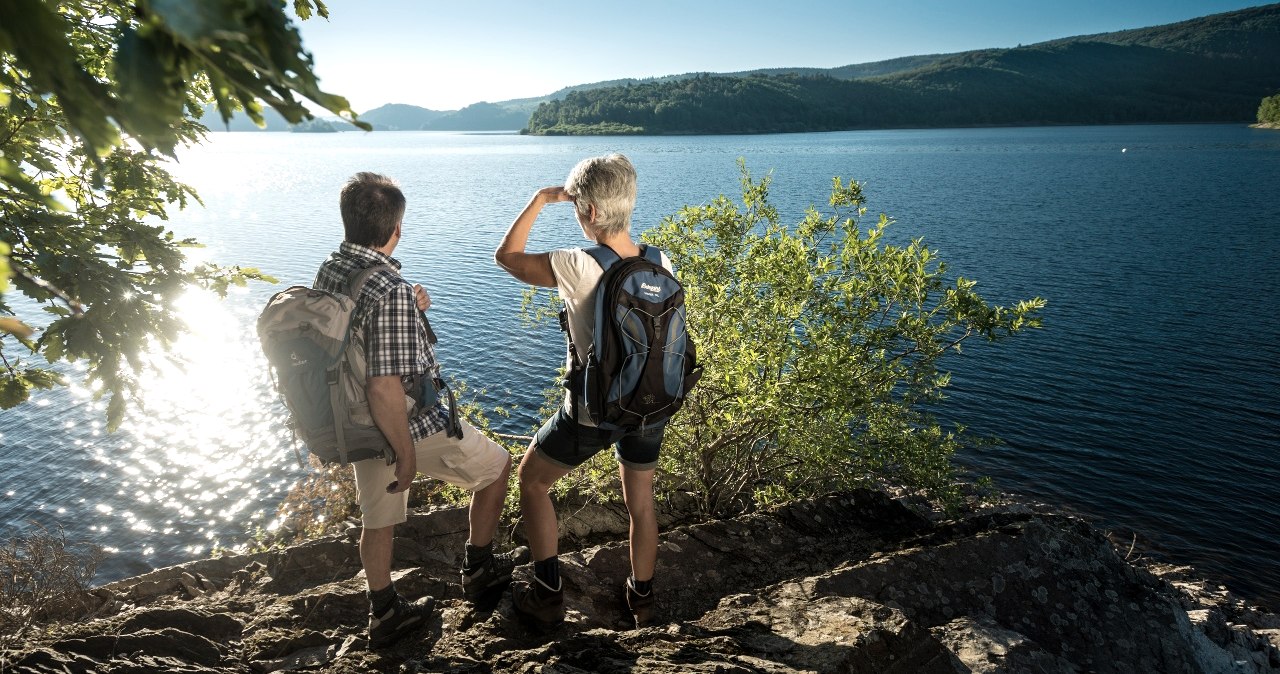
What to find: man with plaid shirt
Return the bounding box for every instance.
[314,172,527,649]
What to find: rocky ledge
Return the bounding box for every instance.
[2,489,1277,673]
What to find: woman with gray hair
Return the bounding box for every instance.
[495,153,670,630]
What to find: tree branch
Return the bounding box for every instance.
[10,263,84,316]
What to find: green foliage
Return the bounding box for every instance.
[1259,93,1280,124]
[579,166,1041,515]
[527,6,1280,135]
[0,0,361,161]
[519,286,563,326]
[0,242,10,294]
[1,0,351,428]
[525,121,647,136]
[655,167,1043,514]
[0,524,104,640]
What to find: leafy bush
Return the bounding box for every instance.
[0,525,103,639]
[528,122,647,136]
[1259,93,1280,124]
[635,166,1044,515]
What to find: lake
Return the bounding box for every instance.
[1,124,1277,608]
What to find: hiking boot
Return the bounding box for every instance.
[624,577,655,628]
[462,545,530,603]
[511,577,564,631]
[368,594,436,649]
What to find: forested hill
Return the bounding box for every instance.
[525,3,1280,135]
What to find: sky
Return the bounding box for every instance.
[295,0,1273,113]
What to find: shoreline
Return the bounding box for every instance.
[5,486,1279,671]
[522,119,1259,137]
[73,477,1279,613]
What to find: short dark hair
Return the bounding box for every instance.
[339,172,406,247]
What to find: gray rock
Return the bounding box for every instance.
[55,627,223,666]
[261,538,362,595]
[6,490,1278,673]
[2,647,103,674]
[693,587,960,673]
[931,615,1078,673]
[118,607,244,642]
[250,643,335,672]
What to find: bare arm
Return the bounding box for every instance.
[494,187,571,288]
[367,375,416,493]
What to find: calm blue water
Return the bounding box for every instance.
[1,125,1277,607]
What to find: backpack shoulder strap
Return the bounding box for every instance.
[584,245,621,272]
[638,244,663,265]
[346,264,394,300]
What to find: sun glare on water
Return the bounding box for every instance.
[80,286,299,561]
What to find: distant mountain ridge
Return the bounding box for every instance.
[202,4,1280,134]
[358,103,448,130]
[201,54,958,133]
[526,3,1280,135]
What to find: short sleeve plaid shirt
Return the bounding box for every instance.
[314,241,450,441]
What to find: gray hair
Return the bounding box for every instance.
[340,172,405,247]
[565,153,637,236]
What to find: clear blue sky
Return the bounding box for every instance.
[296,0,1271,112]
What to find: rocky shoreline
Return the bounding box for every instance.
[2,488,1278,673]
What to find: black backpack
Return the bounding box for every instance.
[563,244,701,431]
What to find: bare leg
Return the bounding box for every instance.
[360,524,396,592]
[518,447,572,561]
[467,455,511,547]
[619,464,658,581]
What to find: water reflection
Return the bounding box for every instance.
[1,283,303,580]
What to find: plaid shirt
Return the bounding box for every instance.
[314,241,449,440]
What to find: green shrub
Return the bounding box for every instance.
[1258,93,1280,124]
[638,165,1044,515]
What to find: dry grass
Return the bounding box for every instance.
[0,524,103,642]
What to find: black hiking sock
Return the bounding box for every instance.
[368,584,398,616]
[464,541,493,572]
[630,576,652,596]
[533,556,561,591]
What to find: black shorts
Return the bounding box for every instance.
[532,407,665,470]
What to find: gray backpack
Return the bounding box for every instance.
[257,265,416,465]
